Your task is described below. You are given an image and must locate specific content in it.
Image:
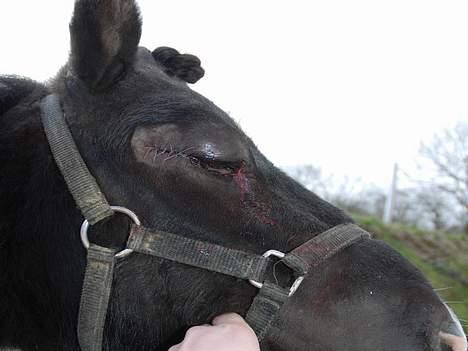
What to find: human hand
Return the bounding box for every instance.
[168,313,260,351]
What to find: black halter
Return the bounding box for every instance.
[41,94,371,351]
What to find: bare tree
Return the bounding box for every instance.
[414,186,452,230]
[288,165,387,217]
[287,165,329,196]
[420,122,468,211]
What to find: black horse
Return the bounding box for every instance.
[0,1,466,350]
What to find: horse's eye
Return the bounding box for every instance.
[131,125,247,177]
[189,155,242,176]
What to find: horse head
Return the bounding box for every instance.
[0,1,465,350]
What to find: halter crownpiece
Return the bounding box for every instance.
[41,94,371,350]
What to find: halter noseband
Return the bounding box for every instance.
[41,94,371,351]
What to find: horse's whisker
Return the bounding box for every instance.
[444,301,466,304]
[434,287,453,291]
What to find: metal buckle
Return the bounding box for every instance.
[80,206,141,258]
[249,250,305,297]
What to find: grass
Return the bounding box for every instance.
[353,214,468,333]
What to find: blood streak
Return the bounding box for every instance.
[256,213,277,226]
[232,164,276,226]
[233,164,249,202]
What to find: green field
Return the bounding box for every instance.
[354,215,468,333]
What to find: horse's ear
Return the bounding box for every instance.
[69,0,142,91]
[152,47,205,84]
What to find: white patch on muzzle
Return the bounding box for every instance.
[439,304,467,351]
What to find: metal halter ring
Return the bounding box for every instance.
[249,250,305,297]
[80,206,141,258]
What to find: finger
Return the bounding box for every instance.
[212,313,248,327]
[168,343,181,351]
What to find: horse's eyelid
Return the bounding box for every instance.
[144,146,240,171]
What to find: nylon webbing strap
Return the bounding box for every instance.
[246,224,371,342]
[283,223,371,275]
[127,225,270,282]
[78,245,117,351]
[245,283,290,341]
[41,94,113,224]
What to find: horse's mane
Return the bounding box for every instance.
[0,76,45,115]
[0,76,83,347]
[0,75,49,253]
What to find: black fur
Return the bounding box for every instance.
[152,47,205,83]
[0,1,458,350]
[0,76,39,115]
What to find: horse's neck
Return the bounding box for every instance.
[0,94,84,349]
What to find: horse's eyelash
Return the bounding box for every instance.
[143,146,242,176]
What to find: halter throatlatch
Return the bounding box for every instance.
[41,94,371,351]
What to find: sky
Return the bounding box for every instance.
[1,0,467,189]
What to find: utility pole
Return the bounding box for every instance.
[383,163,398,224]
